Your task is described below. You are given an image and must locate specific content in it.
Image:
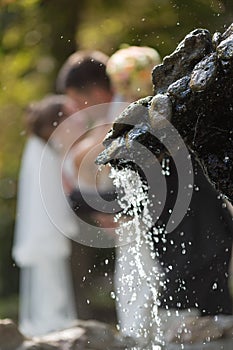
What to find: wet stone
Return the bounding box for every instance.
[0,319,138,350]
[152,29,213,94]
[217,34,233,60]
[222,23,233,41]
[103,97,152,145]
[189,53,218,92]
[96,23,233,202]
[212,31,222,48]
[0,319,25,350]
[167,76,191,101]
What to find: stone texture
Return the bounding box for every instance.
[0,319,25,350]
[1,318,233,349]
[0,319,136,350]
[33,326,86,349]
[164,316,223,344]
[96,23,233,203]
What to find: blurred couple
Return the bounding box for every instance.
[12,45,161,337]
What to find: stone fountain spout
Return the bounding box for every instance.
[96,23,233,202]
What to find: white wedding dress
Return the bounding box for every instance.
[12,136,78,337]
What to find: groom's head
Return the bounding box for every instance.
[56,50,114,110]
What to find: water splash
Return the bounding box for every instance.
[110,166,164,349]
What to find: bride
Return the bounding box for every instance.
[12,95,79,337]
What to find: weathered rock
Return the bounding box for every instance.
[75,319,118,349]
[1,318,233,349]
[0,319,137,350]
[149,93,172,125]
[103,96,152,144]
[96,23,233,202]
[18,340,58,350]
[189,53,218,92]
[0,319,25,350]
[152,29,213,93]
[164,316,223,344]
[34,327,86,349]
[163,316,233,349]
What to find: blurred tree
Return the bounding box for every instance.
[0,0,46,301]
[39,0,85,84]
[77,0,233,58]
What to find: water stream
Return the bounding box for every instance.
[110,166,164,349]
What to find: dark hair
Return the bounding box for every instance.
[56,50,112,93]
[25,95,70,141]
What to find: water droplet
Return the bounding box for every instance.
[212,282,218,290]
[20,130,26,136]
[110,291,116,299]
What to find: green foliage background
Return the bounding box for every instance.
[0,0,232,320]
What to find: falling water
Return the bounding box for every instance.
[110,166,164,350]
